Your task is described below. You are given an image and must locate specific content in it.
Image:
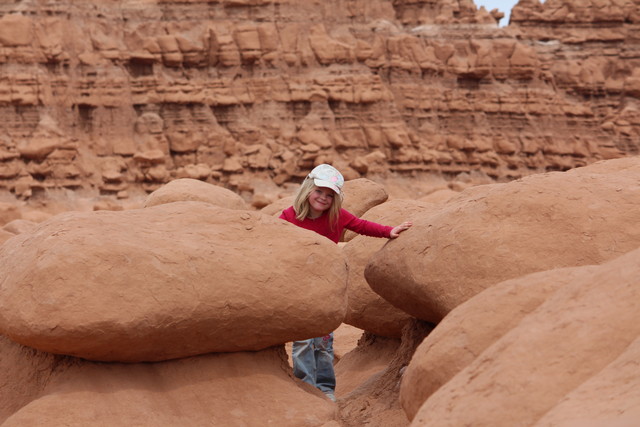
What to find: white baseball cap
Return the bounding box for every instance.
[308,164,344,196]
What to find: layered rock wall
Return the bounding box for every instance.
[0,0,638,200]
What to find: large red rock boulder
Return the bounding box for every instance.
[532,336,640,427]
[261,195,294,216]
[343,199,437,338]
[366,157,640,323]
[399,265,596,420]
[0,338,335,426]
[2,219,37,235]
[417,188,459,204]
[341,178,389,218]
[0,203,21,227]
[144,178,247,210]
[0,229,14,246]
[409,247,640,426]
[0,202,347,362]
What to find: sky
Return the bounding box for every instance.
[475,0,520,26]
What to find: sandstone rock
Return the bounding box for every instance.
[166,130,203,153]
[0,340,335,426]
[532,336,640,427]
[0,14,32,46]
[144,178,247,210]
[410,246,640,426]
[331,323,364,364]
[338,319,432,427]
[0,230,15,246]
[341,178,389,219]
[343,199,437,338]
[1,219,37,235]
[250,193,274,209]
[235,24,262,64]
[133,149,165,165]
[209,24,241,67]
[0,202,348,362]
[366,157,640,323]
[0,0,638,198]
[92,198,124,211]
[0,203,21,226]
[174,163,212,181]
[20,210,52,223]
[296,129,333,149]
[309,24,355,65]
[0,161,22,180]
[261,195,295,216]
[0,335,61,424]
[417,188,459,204]
[399,265,596,420]
[16,138,61,161]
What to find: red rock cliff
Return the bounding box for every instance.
[0,0,638,200]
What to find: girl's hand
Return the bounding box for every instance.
[389,221,413,238]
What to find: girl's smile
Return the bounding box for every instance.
[308,187,335,218]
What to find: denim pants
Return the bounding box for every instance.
[292,333,335,394]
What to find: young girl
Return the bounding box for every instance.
[279,164,412,402]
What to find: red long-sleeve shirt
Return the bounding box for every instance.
[279,206,393,243]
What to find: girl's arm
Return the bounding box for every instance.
[342,210,412,239]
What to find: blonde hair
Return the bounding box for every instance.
[293,177,343,228]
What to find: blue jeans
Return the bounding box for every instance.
[292,333,335,395]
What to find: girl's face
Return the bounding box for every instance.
[308,186,335,217]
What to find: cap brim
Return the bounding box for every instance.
[313,178,341,195]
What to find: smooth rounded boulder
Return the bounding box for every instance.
[531,335,640,427]
[0,229,14,246]
[144,178,247,209]
[0,202,347,362]
[399,265,596,420]
[410,246,640,426]
[366,157,640,323]
[341,178,389,218]
[261,195,294,216]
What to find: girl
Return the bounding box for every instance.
[279,164,412,401]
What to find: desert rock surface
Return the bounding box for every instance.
[399,265,597,419]
[0,202,347,362]
[366,156,640,323]
[143,177,248,209]
[410,246,640,426]
[1,0,640,425]
[1,158,640,425]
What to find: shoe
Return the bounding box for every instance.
[324,392,336,402]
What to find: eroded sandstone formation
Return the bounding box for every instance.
[0,201,347,362]
[0,0,638,203]
[409,247,640,426]
[2,154,640,425]
[366,156,640,322]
